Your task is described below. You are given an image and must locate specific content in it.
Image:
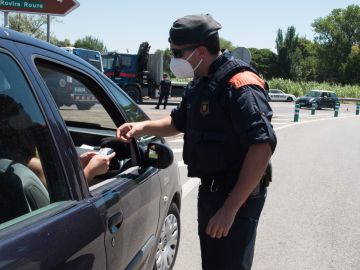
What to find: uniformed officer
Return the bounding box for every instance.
[155,73,172,109]
[116,14,277,270]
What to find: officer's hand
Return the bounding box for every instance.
[206,207,237,239]
[116,122,145,143]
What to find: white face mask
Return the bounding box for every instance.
[170,49,203,79]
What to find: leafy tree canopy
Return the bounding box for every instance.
[74,36,107,52]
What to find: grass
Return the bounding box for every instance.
[269,79,360,98]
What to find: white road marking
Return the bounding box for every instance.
[169,139,184,143]
[178,160,186,167]
[181,178,200,199]
[273,115,357,131]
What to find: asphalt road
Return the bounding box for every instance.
[141,102,360,270]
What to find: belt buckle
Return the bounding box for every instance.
[210,179,219,193]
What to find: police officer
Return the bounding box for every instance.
[117,14,276,270]
[155,73,172,109]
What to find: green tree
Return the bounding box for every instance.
[340,45,360,85]
[289,38,318,81]
[8,13,71,47]
[249,48,278,80]
[9,13,48,39]
[74,36,107,52]
[312,5,360,83]
[275,26,299,79]
[219,37,236,51]
[161,48,174,78]
[52,38,72,47]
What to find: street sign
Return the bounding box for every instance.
[0,0,80,16]
[232,47,252,64]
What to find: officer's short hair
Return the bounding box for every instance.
[201,32,220,55]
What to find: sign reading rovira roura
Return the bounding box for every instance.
[0,1,43,9]
[0,0,79,16]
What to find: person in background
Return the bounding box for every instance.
[155,73,172,109]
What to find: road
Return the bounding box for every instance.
[141,102,360,270]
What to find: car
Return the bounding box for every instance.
[268,89,296,102]
[296,89,339,110]
[0,27,182,270]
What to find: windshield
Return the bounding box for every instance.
[87,59,103,72]
[102,55,116,70]
[305,91,321,97]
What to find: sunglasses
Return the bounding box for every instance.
[170,45,199,58]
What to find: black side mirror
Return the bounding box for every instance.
[145,142,174,169]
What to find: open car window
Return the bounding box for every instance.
[35,59,135,189]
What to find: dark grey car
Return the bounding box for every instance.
[296,89,339,110]
[0,28,181,270]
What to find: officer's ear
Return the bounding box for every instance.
[196,46,207,59]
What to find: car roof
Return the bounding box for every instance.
[309,89,335,93]
[0,27,99,73]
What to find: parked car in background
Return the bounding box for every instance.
[269,89,296,102]
[296,90,339,110]
[0,27,181,270]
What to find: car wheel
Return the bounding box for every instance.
[125,85,142,104]
[286,97,293,102]
[154,203,180,270]
[76,103,95,110]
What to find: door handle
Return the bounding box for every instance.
[108,212,123,234]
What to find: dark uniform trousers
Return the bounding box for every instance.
[156,90,170,109]
[198,178,266,270]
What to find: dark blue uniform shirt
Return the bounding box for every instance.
[171,53,275,153]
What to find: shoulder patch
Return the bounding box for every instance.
[229,71,265,89]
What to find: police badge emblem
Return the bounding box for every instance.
[200,101,209,116]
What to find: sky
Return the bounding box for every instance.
[1,0,359,53]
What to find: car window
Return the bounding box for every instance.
[306,91,321,97]
[36,62,116,130]
[0,53,70,229]
[35,59,134,189]
[100,75,149,123]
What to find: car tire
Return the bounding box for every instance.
[76,103,95,110]
[125,85,142,104]
[153,203,180,270]
[286,97,293,102]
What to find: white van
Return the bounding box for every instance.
[61,47,104,72]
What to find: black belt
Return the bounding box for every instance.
[201,175,268,194]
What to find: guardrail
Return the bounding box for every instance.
[339,98,360,103]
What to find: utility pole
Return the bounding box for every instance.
[47,15,50,42]
[4,12,9,28]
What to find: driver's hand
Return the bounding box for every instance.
[83,152,116,182]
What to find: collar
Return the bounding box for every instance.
[208,51,233,77]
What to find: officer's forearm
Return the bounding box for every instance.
[143,115,180,137]
[223,143,272,214]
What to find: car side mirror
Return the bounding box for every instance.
[145,142,174,169]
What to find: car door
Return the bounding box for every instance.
[278,90,287,101]
[0,40,107,270]
[16,43,162,270]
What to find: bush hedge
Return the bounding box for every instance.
[269,78,360,98]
